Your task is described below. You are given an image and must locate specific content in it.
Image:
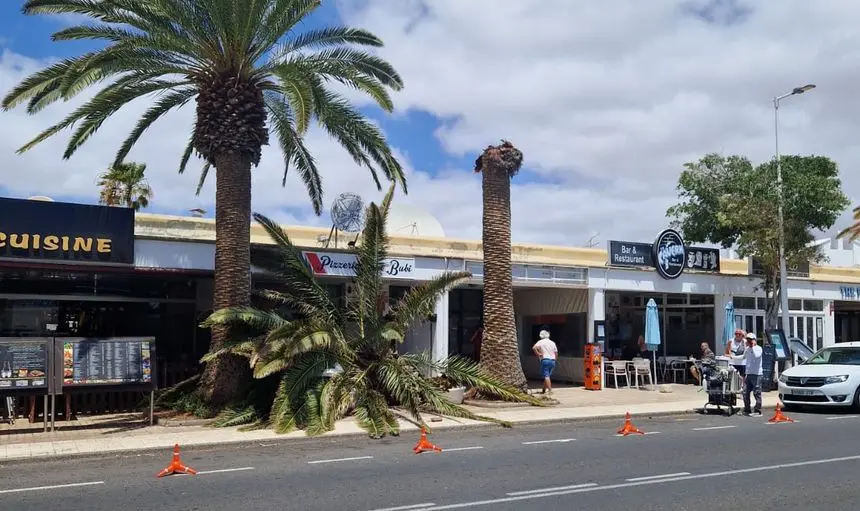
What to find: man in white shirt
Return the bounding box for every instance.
[742,332,764,417]
[532,330,558,395]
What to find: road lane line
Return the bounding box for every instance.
[522,439,575,445]
[626,472,691,482]
[368,503,435,511]
[616,432,661,437]
[177,467,255,476]
[692,425,736,431]
[419,454,860,510]
[309,456,374,465]
[0,481,104,495]
[826,415,859,420]
[444,446,484,452]
[506,483,597,496]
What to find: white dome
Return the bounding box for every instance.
[386,203,445,238]
[27,196,54,201]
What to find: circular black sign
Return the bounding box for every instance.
[652,229,687,280]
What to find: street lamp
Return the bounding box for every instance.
[773,83,815,337]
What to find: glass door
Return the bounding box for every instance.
[788,315,823,351]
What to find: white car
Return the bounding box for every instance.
[778,342,860,410]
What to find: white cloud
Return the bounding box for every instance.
[2,0,860,251]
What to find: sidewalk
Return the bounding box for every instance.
[0,384,781,462]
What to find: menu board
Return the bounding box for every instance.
[0,339,49,389]
[63,337,153,386]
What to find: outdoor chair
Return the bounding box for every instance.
[668,359,687,384]
[607,361,630,388]
[631,359,653,388]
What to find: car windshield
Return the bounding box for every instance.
[803,347,860,366]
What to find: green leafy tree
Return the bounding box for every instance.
[2,0,406,408]
[201,185,540,438]
[668,153,849,327]
[98,161,153,211]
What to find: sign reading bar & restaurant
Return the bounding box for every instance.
[608,230,721,279]
[0,197,135,264]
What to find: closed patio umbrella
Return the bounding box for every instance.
[644,298,661,388]
[723,301,735,351]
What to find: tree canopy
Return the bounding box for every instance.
[667,153,848,323]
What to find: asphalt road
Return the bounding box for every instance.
[2,407,859,510]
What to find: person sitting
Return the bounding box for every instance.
[690,342,716,385]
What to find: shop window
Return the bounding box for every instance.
[733,297,756,310]
[688,294,714,305]
[803,300,824,312]
[788,299,803,311]
[524,313,586,357]
[666,294,686,305]
[458,289,483,313]
[389,285,411,305]
[755,298,768,310]
[0,270,197,300]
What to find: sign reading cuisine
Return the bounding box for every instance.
[0,197,135,264]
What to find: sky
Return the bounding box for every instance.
[0,0,859,248]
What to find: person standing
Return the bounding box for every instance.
[532,330,558,395]
[725,329,747,377]
[742,332,764,417]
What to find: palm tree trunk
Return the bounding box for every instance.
[197,151,252,408]
[479,156,528,391]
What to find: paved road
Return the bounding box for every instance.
[1,407,859,510]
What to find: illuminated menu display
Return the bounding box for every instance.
[63,338,153,386]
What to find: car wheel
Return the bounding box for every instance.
[854,386,860,411]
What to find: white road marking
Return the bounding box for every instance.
[521,439,575,445]
[444,446,484,452]
[765,421,799,425]
[625,472,691,482]
[506,483,597,496]
[0,481,105,494]
[826,415,859,420]
[692,425,736,431]
[368,503,435,511]
[177,467,255,476]
[308,456,374,465]
[419,454,860,510]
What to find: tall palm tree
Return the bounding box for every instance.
[474,140,528,391]
[838,205,860,241]
[98,161,153,211]
[2,0,406,408]
[201,185,538,437]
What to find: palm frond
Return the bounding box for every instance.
[390,271,472,335]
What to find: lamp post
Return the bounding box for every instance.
[773,84,815,337]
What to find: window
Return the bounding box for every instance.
[688,294,714,305]
[803,300,824,312]
[733,297,756,310]
[788,299,803,311]
[804,347,860,366]
[525,313,586,357]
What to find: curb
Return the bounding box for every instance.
[0,405,781,466]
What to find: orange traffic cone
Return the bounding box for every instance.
[617,412,645,436]
[157,444,198,477]
[768,403,794,424]
[413,426,443,454]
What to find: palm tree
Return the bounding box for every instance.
[838,206,860,241]
[201,185,538,437]
[98,161,153,211]
[474,140,528,391]
[2,1,406,408]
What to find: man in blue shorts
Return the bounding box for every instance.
[532,330,559,395]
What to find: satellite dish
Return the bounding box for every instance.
[325,193,364,248]
[330,193,364,233]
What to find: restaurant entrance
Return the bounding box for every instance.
[605,291,715,359]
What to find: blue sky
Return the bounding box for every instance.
[0,1,857,245]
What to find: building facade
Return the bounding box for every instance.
[4,197,860,387]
